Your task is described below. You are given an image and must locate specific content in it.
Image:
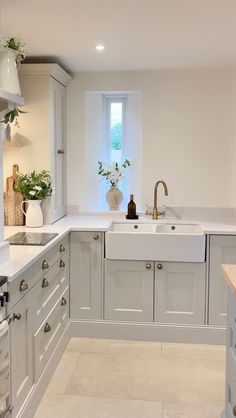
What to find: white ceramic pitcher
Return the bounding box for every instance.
[0,48,21,95]
[20,200,43,227]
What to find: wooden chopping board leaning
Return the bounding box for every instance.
[4,164,25,226]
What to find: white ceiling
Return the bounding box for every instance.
[1,0,236,73]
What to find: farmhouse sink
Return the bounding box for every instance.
[105,222,206,262]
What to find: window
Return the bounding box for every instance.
[105,96,127,163]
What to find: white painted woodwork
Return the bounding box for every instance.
[155,262,206,325]
[10,293,33,418]
[3,64,71,224]
[49,77,66,222]
[33,286,69,381]
[70,232,103,320]
[104,260,154,322]
[209,235,236,326]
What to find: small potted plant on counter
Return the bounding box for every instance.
[98,159,130,210]
[15,170,52,227]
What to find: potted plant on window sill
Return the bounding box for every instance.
[98,159,130,211]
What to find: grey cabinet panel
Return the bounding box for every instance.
[209,235,236,326]
[70,232,103,320]
[104,260,154,322]
[155,262,206,325]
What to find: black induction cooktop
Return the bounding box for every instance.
[6,232,59,246]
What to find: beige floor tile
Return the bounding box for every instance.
[34,394,163,418]
[65,352,225,403]
[163,401,223,418]
[46,351,80,394]
[66,337,162,356]
[162,343,226,361]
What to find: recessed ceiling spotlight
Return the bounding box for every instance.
[96,44,105,51]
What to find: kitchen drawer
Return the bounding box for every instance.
[225,370,236,418]
[32,235,69,282]
[0,362,9,401]
[32,253,69,331]
[8,267,33,310]
[33,287,69,381]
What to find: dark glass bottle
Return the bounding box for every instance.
[126,194,139,219]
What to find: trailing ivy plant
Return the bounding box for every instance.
[1,106,27,127]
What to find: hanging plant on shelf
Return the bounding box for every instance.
[1,106,27,141]
[0,36,26,66]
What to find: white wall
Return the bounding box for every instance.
[67,69,236,211]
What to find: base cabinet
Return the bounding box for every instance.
[104,260,154,322]
[154,262,206,325]
[70,232,103,320]
[10,294,34,417]
[223,290,236,418]
[209,235,236,326]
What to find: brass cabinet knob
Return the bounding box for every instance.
[146,263,152,270]
[13,313,21,321]
[157,263,163,270]
[44,322,51,333]
[57,149,65,154]
[60,244,65,253]
[60,259,66,268]
[42,260,49,270]
[93,234,99,240]
[233,405,236,416]
[42,278,49,288]
[20,280,28,291]
[61,297,67,306]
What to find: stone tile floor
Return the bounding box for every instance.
[34,338,226,418]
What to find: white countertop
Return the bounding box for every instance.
[2,213,236,280]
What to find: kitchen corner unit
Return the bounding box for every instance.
[11,63,72,224]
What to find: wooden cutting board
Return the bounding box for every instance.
[4,165,24,226]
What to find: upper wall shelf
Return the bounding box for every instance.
[0,89,25,111]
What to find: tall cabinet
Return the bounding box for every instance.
[3,63,72,224]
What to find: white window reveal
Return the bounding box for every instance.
[105,96,127,163]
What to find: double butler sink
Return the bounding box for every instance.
[105,222,206,262]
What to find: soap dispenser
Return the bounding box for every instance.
[126,194,139,219]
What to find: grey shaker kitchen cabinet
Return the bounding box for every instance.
[209,235,236,326]
[104,260,154,322]
[154,262,206,325]
[70,232,103,320]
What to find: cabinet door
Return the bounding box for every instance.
[50,77,66,222]
[209,235,236,326]
[70,232,103,319]
[10,295,33,417]
[104,260,154,322]
[155,262,206,325]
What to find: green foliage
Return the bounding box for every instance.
[15,170,52,201]
[1,106,27,126]
[110,122,122,150]
[98,159,131,186]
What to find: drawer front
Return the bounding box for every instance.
[33,287,69,381]
[32,235,69,283]
[32,253,69,331]
[8,268,33,310]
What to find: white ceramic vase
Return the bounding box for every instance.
[0,48,21,95]
[106,186,123,211]
[20,200,43,228]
